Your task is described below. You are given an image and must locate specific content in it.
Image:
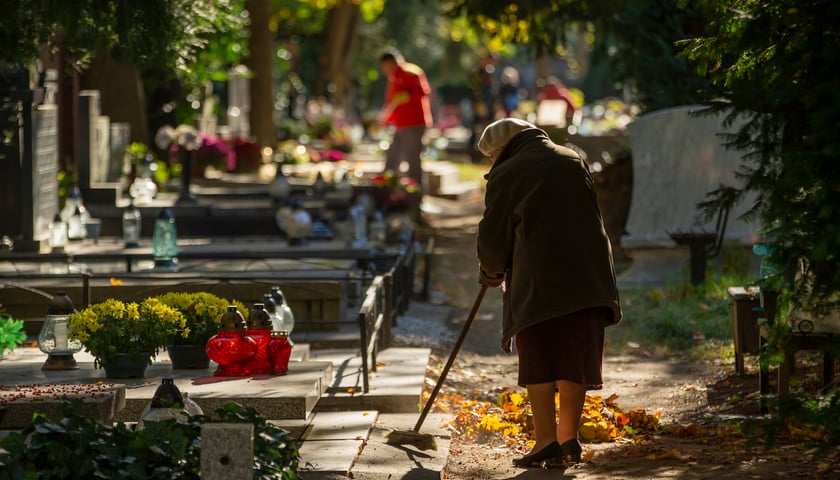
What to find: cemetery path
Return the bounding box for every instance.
[407,194,830,480]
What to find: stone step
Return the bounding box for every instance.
[296,411,452,479]
[310,347,430,414]
[295,410,378,474]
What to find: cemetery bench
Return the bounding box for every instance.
[727,286,763,376]
[667,203,731,285]
[729,287,840,412]
[759,331,838,399]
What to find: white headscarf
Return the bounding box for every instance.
[476,118,538,156]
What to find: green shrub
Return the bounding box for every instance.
[0,315,26,356]
[0,399,301,480]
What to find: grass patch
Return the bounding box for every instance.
[453,160,491,186]
[607,267,755,356]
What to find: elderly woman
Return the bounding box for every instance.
[476,118,622,468]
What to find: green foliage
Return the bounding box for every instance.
[442,0,712,110]
[0,314,26,356]
[586,0,711,110]
[0,399,301,480]
[443,0,611,53]
[0,1,227,70]
[683,0,840,316]
[740,387,840,452]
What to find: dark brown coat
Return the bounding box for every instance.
[477,128,622,353]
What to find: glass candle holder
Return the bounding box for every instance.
[38,291,82,370]
[267,331,293,375]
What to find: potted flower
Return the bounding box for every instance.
[68,298,186,378]
[155,292,248,369]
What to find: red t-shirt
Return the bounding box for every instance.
[383,63,433,128]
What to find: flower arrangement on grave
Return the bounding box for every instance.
[154,292,248,346]
[274,140,314,165]
[368,170,421,212]
[193,134,236,174]
[230,137,263,173]
[68,298,186,368]
[156,125,212,177]
[123,142,171,192]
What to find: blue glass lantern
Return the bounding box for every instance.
[153,208,178,270]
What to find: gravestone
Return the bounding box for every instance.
[108,122,131,182]
[31,105,61,246]
[76,90,100,190]
[227,65,250,139]
[618,105,761,284]
[92,115,111,184]
[0,67,59,251]
[77,90,121,204]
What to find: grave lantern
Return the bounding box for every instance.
[245,303,273,374]
[267,331,293,375]
[38,291,83,370]
[48,212,68,253]
[153,208,178,270]
[282,199,312,246]
[205,305,257,376]
[122,200,142,248]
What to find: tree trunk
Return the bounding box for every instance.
[316,2,361,116]
[79,57,148,145]
[245,0,275,147]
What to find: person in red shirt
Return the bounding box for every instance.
[379,51,433,186]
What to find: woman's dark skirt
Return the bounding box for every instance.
[515,307,610,390]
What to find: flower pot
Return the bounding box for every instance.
[103,352,151,379]
[167,344,211,369]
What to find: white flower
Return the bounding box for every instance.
[155,124,204,151]
[155,125,175,150]
[174,125,203,151]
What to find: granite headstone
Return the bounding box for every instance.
[619,105,761,284]
[76,90,100,190]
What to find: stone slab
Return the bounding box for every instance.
[298,439,366,474]
[297,411,378,473]
[0,382,125,428]
[313,347,430,413]
[302,410,377,441]
[0,347,332,422]
[348,412,452,480]
[201,423,254,480]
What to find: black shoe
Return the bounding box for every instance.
[544,438,582,468]
[512,442,562,468]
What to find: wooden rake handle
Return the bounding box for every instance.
[412,284,489,432]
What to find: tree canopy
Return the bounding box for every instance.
[683,0,840,311]
[0,0,247,92]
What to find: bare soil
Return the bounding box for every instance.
[407,193,838,480]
